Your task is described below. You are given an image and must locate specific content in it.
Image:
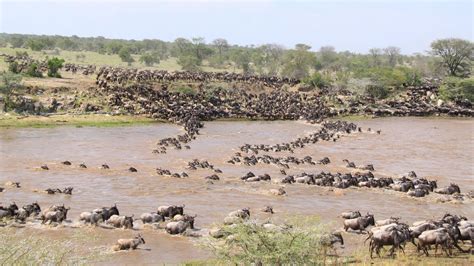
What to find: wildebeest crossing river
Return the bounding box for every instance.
[0,117,472,264]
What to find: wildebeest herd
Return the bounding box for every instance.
[1,55,473,260]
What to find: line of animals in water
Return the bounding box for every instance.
[0,201,472,256]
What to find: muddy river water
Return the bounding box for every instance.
[0,117,473,264]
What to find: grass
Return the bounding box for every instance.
[0,113,160,128]
[0,228,107,265]
[0,47,237,73]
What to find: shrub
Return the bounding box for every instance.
[175,86,196,95]
[177,55,201,71]
[0,71,23,111]
[303,72,332,89]
[365,84,390,99]
[26,63,43,77]
[439,77,474,102]
[8,61,19,74]
[139,52,160,66]
[47,57,65,78]
[202,216,332,265]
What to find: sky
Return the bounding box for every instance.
[0,0,472,54]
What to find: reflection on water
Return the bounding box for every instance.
[0,117,472,264]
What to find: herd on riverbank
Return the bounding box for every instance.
[1,200,472,256]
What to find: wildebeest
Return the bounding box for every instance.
[41,206,70,224]
[107,214,134,229]
[435,183,461,195]
[79,210,105,225]
[93,204,120,221]
[320,232,344,248]
[341,210,362,219]
[157,205,184,218]
[375,217,400,227]
[140,212,164,224]
[165,217,194,235]
[224,208,251,225]
[112,234,145,251]
[16,202,41,222]
[369,223,411,258]
[344,213,375,233]
[0,203,19,219]
[417,228,453,256]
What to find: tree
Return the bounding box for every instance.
[252,44,284,75]
[369,48,382,67]
[430,38,474,77]
[318,46,338,70]
[230,48,252,74]
[384,46,401,67]
[26,39,46,51]
[26,63,43,78]
[177,55,201,71]
[173,38,192,57]
[118,47,134,66]
[47,57,65,78]
[139,52,160,66]
[282,44,317,79]
[212,38,229,58]
[0,72,23,111]
[191,37,213,62]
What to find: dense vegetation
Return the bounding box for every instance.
[0,33,472,102]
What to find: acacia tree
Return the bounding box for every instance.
[282,44,317,79]
[118,47,134,66]
[430,38,473,77]
[212,38,229,58]
[369,48,382,67]
[384,46,401,67]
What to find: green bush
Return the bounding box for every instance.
[203,217,332,265]
[47,57,65,78]
[177,55,201,71]
[8,61,19,74]
[0,71,23,111]
[26,63,43,77]
[365,84,390,99]
[175,86,196,95]
[303,72,332,89]
[439,77,474,102]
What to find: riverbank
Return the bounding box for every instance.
[0,113,160,128]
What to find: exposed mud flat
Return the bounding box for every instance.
[0,117,473,264]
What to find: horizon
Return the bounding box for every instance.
[0,0,472,55]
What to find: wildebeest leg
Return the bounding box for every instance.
[453,242,466,253]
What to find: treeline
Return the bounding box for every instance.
[0,33,472,101]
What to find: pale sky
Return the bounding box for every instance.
[0,0,472,54]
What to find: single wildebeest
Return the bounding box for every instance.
[140,212,165,224]
[417,228,453,256]
[93,204,120,221]
[16,202,41,222]
[113,234,145,251]
[435,183,461,195]
[344,213,375,233]
[341,210,362,219]
[80,210,105,225]
[41,206,70,224]
[375,217,400,227]
[166,216,195,235]
[107,215,134,229]
[0,203,19,219]
[157,205,184,218]
[224,208,250,225]
[320,232,344,248]
[369,224,411,258]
